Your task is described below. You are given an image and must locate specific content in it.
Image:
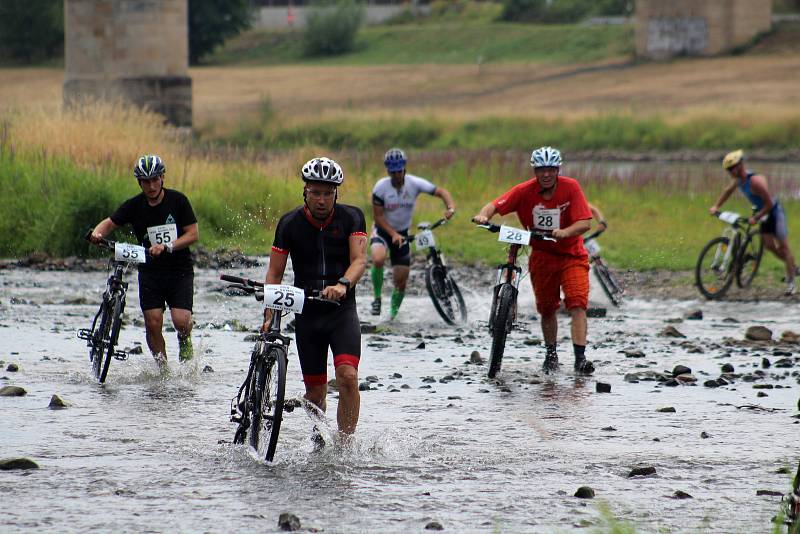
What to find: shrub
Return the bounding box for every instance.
[499,0,631,23]
[189,0,253,64]
[304,0,365,57]
[0,0,63,63]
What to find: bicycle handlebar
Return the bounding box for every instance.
[83,230,151,259]
[583,228,605,241]
[219,275,340,306]
[471,220,556,242]
[406,218,449,242]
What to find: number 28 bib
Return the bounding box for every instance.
[147,223,178,246]
[533,206,560,232]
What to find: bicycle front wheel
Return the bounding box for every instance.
[249,346,287,462]
[425,264,467,325]
[695,236,735,300]
[98,296,124,383]
[593,261,623,307]
[488,284,516,379]
[736,232,763,288]
[92,300,113,382]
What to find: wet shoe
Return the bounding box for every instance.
[310,426,326,451]
[786,281,796,296]
[574,358,595,375]
[371,299,381,316]
[178,335,194,362]
[543,353,560,374]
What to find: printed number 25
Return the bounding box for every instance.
[273,290,294,308]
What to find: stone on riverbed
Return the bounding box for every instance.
[574,486,595,498]
[48,394,69,409]
[671,490,693,499]
[672,365,691,377]
[0,385,26,396]
[6,363,19,372]
[628,466,657,478]
[595,382,611,393]
[659,326,686,338]
[278,512,301,531]
[745,326,772,341]
[0,458,39,470]
[684,309,703,320]
[469,351,484,364]
[425,521,444,531]
[781,330,800,344]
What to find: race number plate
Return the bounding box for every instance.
[415,230,435,250]
[718,212,740,225]
[498,225,531,245]
[533,206,560,231]
[263,284,305,313]
[147,223,178,246]
[584,239,601,256]
[114,242,146,263]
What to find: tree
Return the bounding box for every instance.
[189,0,253,65]
[0,0,63,63]
[304,0,365,57]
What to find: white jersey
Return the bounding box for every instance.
[371,174,436,231]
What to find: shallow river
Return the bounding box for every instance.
[1,264,798,533]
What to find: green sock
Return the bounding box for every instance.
[371,266,384,300]
[390,289,405,318]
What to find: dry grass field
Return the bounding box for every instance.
[3,53,799,133]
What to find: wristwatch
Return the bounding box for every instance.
[337,276,351,291]
[165,242,174,253]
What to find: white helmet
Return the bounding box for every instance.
[301,157,343,185]
[530,146,562,168]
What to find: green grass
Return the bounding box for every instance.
[205,21,632,66]
[224,113,800,152]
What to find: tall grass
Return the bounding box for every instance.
[2,101,797,276]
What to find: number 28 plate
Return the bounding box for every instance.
[498,225,531,245]
[263,284,305,313]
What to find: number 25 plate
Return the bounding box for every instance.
[114,242,147,263]
[263,284,305,313]
[498,225,531,245]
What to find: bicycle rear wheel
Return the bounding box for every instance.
[92,300,113,382]
[735,232,763,288]
[695,236,735,300]
[249,346,287,462]
[425,264,467,325]
[98,296,124,383]
[488,284,516,378]
[593,261,623,307]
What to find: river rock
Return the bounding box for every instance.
[660,326,686,338]
[391,372,402,379]
[745,326,772,341]
[673,365,692,377]
[358,382,371,391]
[202,365,214,373]
[0,385,26,396]
[657,407,676,413]
[596,382,611,393]
[622,349,645,358]
[756,489,783,496]
[701,431,711,438]
[721,363,735,373]
[424,521,444,531]
[278,512,301,531]
[574,486,595,498]
[359,323,377,334]
[684,309,703,320]
[48,394,68,409]
[128,345,144,355]
[672,490,693,499]
[628,466,657,478]
[762,358,771,368]
[675,374,697,384]
[243,334,259,342]
[703,380,719,388]
[663,379,680,387]
[6,363,19,372]
[781,330,800,344]
[775,358,794,368]
[415,341,426,349]
[0,458,39,470]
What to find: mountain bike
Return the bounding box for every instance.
[77,232,146,383]
[222,274,338,463]
[406,218,467,325]
[474,221,555,378]
[695,210,763,300]
[583,228,624,307]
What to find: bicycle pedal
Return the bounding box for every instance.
[113,351,128,361]
[230,414,242,424]
[77,329,93,340]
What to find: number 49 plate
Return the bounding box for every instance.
[263,284,305,313]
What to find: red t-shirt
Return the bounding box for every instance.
[492,176,592,257]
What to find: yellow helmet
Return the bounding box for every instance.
[722,149,744,170]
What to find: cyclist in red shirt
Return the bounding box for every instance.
[473,146,595,374]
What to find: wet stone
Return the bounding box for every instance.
[722,317,739,323]
[628,466,657,478]
[48,394,68,409]
[0,458,39,470]
[243,334,259,342]
[775,358,794,368]
[6,363,19,372]
[128,345,144,355]
[523,338,541,346]
[278,512,301,531]
[574,486,595,499]
[703,380,720,388]
[673,365,692,377]
[756,391,768,398]
[660,326,686,338]
[596,382,611,393]
[701,431,711,439]
[745,326,772,341]
[721,363,735,373]
[623,349,645,358]
[762,358,771,368]
[756,489,783,497]
[0,385,26,396]
[433,358,443,363]
[469,351,484,364]
[684,309,703,320]
[415,342,426,350]
[202,365,214,373]
[753,384,774,389]
[359,323,377,334]
[675,374,697,383]
[657,407,676,413]
[425,521,444,531]
[358,382,371,391]
[663,379,680,387]
[780,330,800,344]
[391,373,402,379]
[672,490,693,499]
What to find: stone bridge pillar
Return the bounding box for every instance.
[63,0,192,127]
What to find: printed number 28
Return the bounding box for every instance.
[505,229,522,241]
[537,215,554,227]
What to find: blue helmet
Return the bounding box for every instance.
[134,154,166,179]
[384,148,407,173]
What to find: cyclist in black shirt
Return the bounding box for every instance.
[90,155,199,369]
[262,157,367,436]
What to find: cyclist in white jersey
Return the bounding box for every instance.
[370,148,456,318]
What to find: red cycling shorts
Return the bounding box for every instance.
[529,252,590,315]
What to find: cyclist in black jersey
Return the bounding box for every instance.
[262,157,368,436]
[90,155,199,369]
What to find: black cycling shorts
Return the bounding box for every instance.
[370,225,411,266]
[138,269,194,312]
[294,301,361,386]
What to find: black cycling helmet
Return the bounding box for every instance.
[134,154,166,179]
[301,157,344,185]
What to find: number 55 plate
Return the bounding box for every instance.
[114,242,147,263]
[263,284,305,313]
[498,225,531,245]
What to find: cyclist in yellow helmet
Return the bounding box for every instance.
[711,149,797,296]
